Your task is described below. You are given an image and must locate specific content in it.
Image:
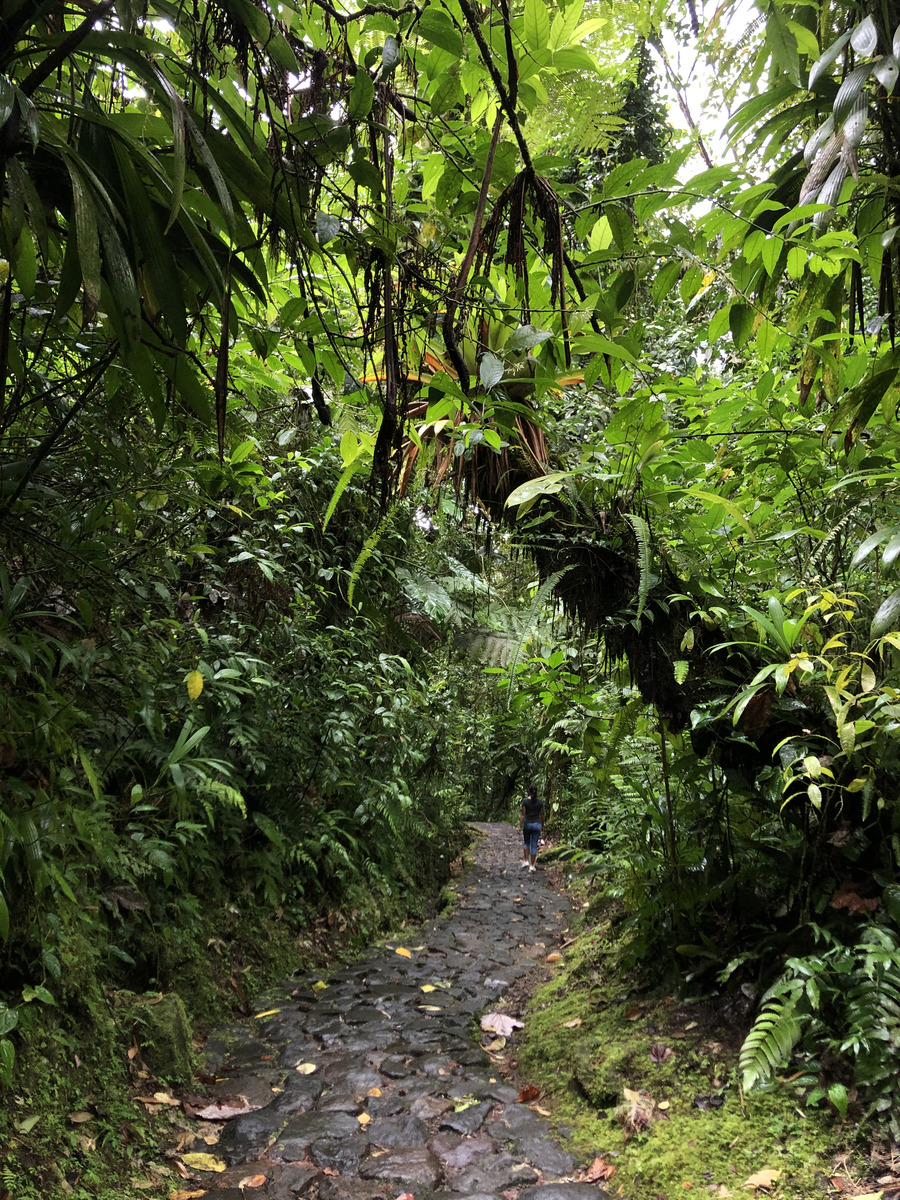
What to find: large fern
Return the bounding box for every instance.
[740,993,803,1090]
[625,513,652,620]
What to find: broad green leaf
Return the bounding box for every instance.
[316,212,341,245]
[419,8,463,57]
[506,471,574,508]
[871,587,900,639]
[767,6,801,86]
[480,352,505,390]
[524,0,550,53]
[548,0,584,50]
[682,487,753,536]
[68,165,101,309]
[809,30,851,87]
[381,35,401,75]
[348,70,375,119]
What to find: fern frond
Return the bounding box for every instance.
[348,503,402,608]
[506,566,572,708]
[740,996,802,1090]
[626,513,652,619]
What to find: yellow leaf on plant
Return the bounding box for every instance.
[254,1009,280,1019]
[357,1112,371,1125]
[421,985,436,993]
[296,1063,317,1074]
[187,670,203,701]
[743,1169,782,1189]
[181,1153,226,1173]
[395,947,412,958]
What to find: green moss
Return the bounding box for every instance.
[519,921,857,1200]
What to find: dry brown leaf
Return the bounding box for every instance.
[517,1085,541,1104]
[534,1106,551,1116]
[323,1168,340,1176]
[153,1091,181,1106]
[546,952,563,963]
[743,1169,782,1189]
[190,1097,257,1121]
[181,1153,226,1173]
[237,1175,267,1189]
[624,1006,643,1020]
[583,1156,616,1183]
[396,1194,415,1200]
[395,947,412,958]
[169,1191,206,1200]
[68,1111,93,1123]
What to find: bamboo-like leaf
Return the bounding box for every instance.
[833,62,876,124]
[851,14,878,56]
[809,29,851,87]
[874,56,900,94]
[68,164,101,309]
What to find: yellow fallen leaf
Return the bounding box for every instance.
[367,1087,382,1097]
[187,670,203,701]
[169,1191,207,1200]
[419,1004,442,1012]
[312,981,327,990]
[850,1194,884,1200]
[68,1111,93,1123]
[658,1100,670,1110]
[562,1018,583,1028]
[153,1092,181,1106]
[743,1169,782,1189]
[534,1106,551,1116]
[395,947,412,958]
[237,1175,267,1189]
[546,953,563,963]
[296,1063,317,1074]
[181,1154,226,1173]
[357,1112,371,1125]
[254,1009,280,1019]
[421,985,436,993]
[484,1036,507,1051]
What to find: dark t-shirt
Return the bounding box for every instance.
[522,796,543,824]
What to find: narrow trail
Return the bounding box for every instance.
[179,822,614,1200]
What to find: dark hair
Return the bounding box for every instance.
[526,784,538,800]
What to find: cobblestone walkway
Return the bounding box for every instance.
[183,822,612,1200]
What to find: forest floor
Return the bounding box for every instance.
[81,823,891,1200]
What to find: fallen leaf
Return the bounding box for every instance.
[322,1168,339,1177]
[850,1194,884,1200]
[650,1043,676,1063]
[418,1005,442,1012]
[254,1009,280,1019]
[481,1012,524,1037]
[421,985,436,993]
[395,947,412,958]
[296,1062,317,1074]
[743,1169,782,1189]
[583,1156,616,1182]
[169,1191,206,1200]
[517,1086,541,1104]
[546,953,563,963]
[237,1176,267,1189]
[396,1194,415,1200]
[484,1036,507,1052]
[624,1006,643,1020]
[68,1111,93,1123]
[682,1184,692,1190]
[367,1087,382,1097]
[684,1021,698,1031]
[358,1113,371,1126]
[190,1097,259,1121]
[562,1018,583,1028]
[181,1153,226,1173]
[153,1091,181,1106]
[534,1106,551,1116]
[312,981,327,990]
[658,1100,671,1111]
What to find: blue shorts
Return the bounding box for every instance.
[523,822,541,855]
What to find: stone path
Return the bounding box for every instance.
[185,823,613,1200]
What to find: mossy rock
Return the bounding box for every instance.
[568,1035,629,1109]
[139,993,193,1086]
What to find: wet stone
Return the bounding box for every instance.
[452,1153,536,1193]
[439,1101,493,1135]
[318,1091,362,1112]
[429,1130,496,1170]
[366,1093,408,1118]
[346,1006,390,1025]
[309,1134,366,1173]
[517,1135,577,1177]
[358,1146,441,1187]
[381,1055,417,1079]
[278,1166,321,1196]
[410,1094,454,1121]
[365,1114,427,1147]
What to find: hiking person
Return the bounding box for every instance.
[520,784,544,872]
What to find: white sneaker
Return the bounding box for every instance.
[529,863,536,872]
[520,860,529,869]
